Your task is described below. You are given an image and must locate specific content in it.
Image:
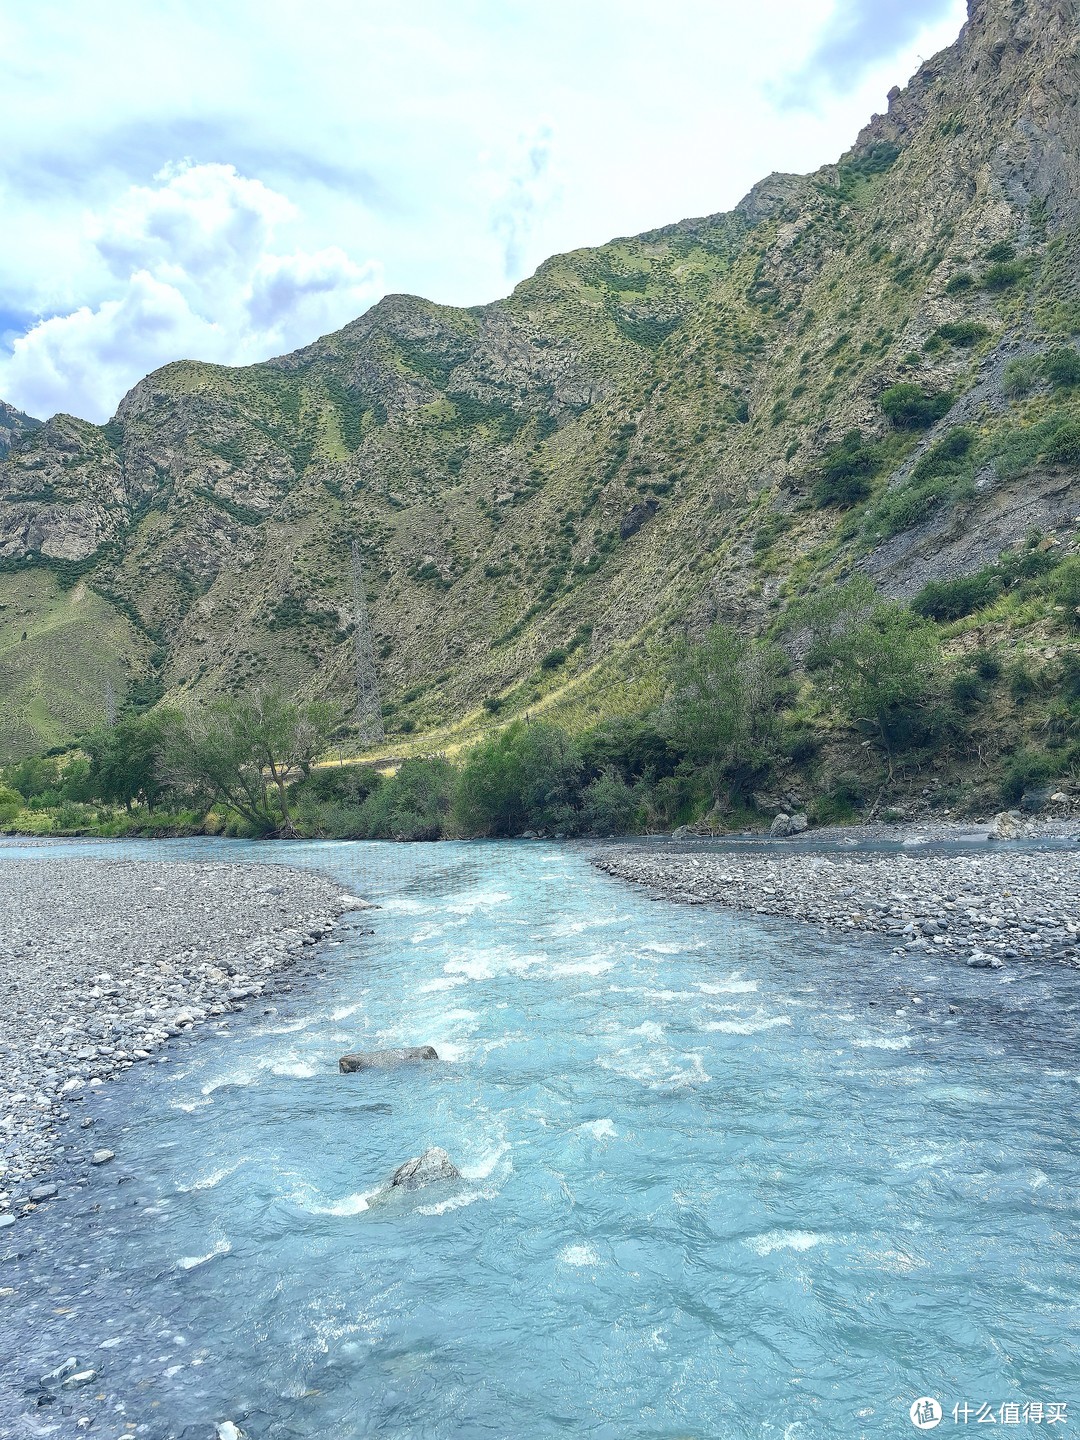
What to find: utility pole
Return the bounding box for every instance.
[350,539,384,745]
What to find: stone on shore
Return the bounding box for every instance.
[339,1046,439,1074]
[390,1146,461,1190]
[592,842,1080,971]
[770,813,808,837]
[0,855,346,1184]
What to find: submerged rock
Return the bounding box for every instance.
[339,1046,438,1074]
[390,1146,461,1191]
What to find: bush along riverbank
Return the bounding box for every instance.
[4,537,1080,841]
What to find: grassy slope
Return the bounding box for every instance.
[0,572,150,758]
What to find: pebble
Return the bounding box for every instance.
[594,843,1080,970]
[0,856,351,1185]
[90,1149,114,1165]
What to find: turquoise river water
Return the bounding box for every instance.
[0,837,1077,1439]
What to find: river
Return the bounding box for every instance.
[1,837,1077,1439]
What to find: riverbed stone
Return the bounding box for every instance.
[390,1146,461,1190]
[339,1046,439,1074]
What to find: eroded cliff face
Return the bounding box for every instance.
[2,0,1079,758]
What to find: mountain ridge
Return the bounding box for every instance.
[2,0,1080,763]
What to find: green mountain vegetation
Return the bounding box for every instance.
[4,0,1080,832]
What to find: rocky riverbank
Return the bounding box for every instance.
[594,842,1080,968]
[0,855,355,1204]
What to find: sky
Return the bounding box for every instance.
[0,0,967,424]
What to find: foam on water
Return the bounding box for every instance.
[705,1015,793,1034]
[745,1230,829,1256]
[176,1238,232,1269]
[580,1118,617,1139]
[559,1243,602,1268]
[696,976,760,995]
[176,1158,249,1193]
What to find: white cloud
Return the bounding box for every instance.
[0,0,970,423]
[488,125,560,281]
[0,162,381,422]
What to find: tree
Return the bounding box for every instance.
[793,577,940,772]
[84,712,177,810]
[168,689,340,834]
[453,721,582,836]
[665,624,786,804]
[359,756,454,840]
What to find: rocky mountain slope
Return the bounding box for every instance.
[0,402,40,460]
[2,0,1079,761]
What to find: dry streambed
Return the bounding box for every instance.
[0,856,355,1204]
[594,845,1080,969]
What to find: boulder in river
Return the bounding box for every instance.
[390,1146,461,1190]
[339,1045,439,1074]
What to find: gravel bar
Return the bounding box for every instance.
[0,856,359,1199]
[594,844,1080,969]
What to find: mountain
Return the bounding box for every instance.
[2,0,1079,762]
[0,401,41,459]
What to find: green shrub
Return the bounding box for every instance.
[911,426,975,481]
[1000,748,1052,806]
[1008,662,1038,702]
[983,260,1028,291]
[932,321,989,349]
[1044,420,1080,467]
[880,384,953,430]
[360,757,454,840]
[991,412,1080,478]
[945,271,973,294]
[1002,355,1042,398]
[985,241,1016,263]
[812,430,883,508]
[1043,347,1080,390]
[950,671,986,712]
[912,571,1001,621]
[1054,558,1080,621]
[1059,651,1080,703]
[809,772,869,825]
[580,766,640,835]
[540,647,568,671]
[972,649,1002,681]
[453,722,582,836]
